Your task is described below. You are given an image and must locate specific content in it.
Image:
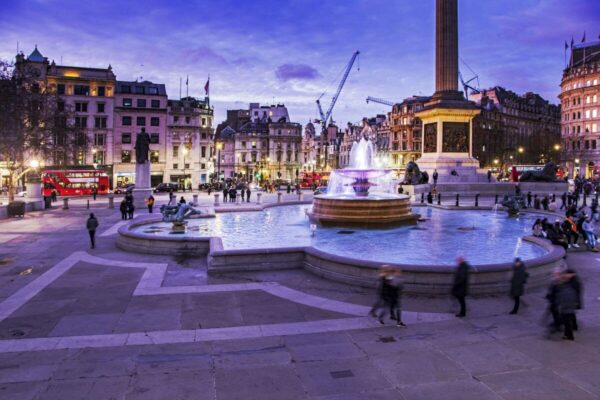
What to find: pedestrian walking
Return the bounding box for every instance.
[208,185,212,196]
[509,258,528,314]
[433,169,438,185]
[452,256,470,317]
[246,187,251,202]
[119,199,128,220]
[86,213,98,249]
[168,188,174,205]
[567,268,583,332]
[487,170,492,183]
[127,202,135,219]
[241,187,246,202]
[544,269,562,337]
[223,187,228,203]
[146,195,155,213]
[527,192,532,208]
[557,271,578,340]
[92,186,97,200]
[560,192,567,210]
[51,189,57,202]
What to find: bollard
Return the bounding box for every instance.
[236,196,241,205]
[298,192,304,201]
[257,193,262,204]
[193,194,199,206]
[87,199,90,209]
[437,193,441,205]
[277,192,282,203]
[108,194,114,209]
[552,193,556,202]
[62,197,69,210]
[583,194,587,207]
[495,194,499,204]
[421,193,424,203]
[475,194,479,207]
[455,193,459,207]
[213,193,220,206]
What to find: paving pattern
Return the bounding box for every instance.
[0,193,599,399]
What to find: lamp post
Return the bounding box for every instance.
[216,142,223,183]
[181,146,188,191]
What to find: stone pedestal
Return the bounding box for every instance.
[63,197,69,210]
[25,182,44,210]
[256,193,262,204]
[133,162,152,209]
[214,194,220,206]
[277,192,282,203]
[108,194,114,209]
[192,194,199,206]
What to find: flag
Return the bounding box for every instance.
[581,31,586,42]
[185,75,189,85]
[204,79,210,95]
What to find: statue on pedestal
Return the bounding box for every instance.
[135,128,151,164]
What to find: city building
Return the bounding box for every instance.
[388,96,429,170]
[469,87,561,169]
[166,96,214,188]
[559,40,600,177]
[113,80,168,187]
[215,103,301,182]
[14,47,116,169]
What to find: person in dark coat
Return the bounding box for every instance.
[229,187,237,202]
[566,268,583,331]
[222,187,228,203]
[452,256,470,317]
[526,192,532,208]
[179,196,186,204]
[86,213,99,249]
[119,200,128,220]
[127,202,135,219]
[557,271,578,340]
[146,195,155,213]
[246,187,251,202]
[545,270,562,336]
[241,186,246,202]
[509,258,529,314]
[560,192,567,210]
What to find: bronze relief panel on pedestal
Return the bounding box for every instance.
[442,122,468,153]
[424,123,437,153]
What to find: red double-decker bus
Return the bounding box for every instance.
[42,169,109,196]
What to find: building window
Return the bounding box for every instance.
[185,117,191,124]
[93,150,105,165]
[57,84,65,95]
[585,140,590,150]
[173,145,179,157]
[174,116,179,123]
[136,117,146,126]
[75,117,87,128]
[75,150,85,165]
[593,140,597,150]
[150,151,159,163]
[151,99,160,108]
[201,163,206,169]
[123,98,132,107]
[94,117,107,129]
[94,133,105,146]
[137,99,147,108]
[75,102,88,112]
[150,133,159,144]
[184,163,190,169]
[122,133,131,144]
[57,101,65,112]
[202,132,207,139]
[74,85,90,96]
[121,85,131,94]
[121,150,131,163]
[97,86,106,97]
[148,87,159,95]
[135,86,145,94]
[201,117,206,126]
[97,103,105,113]
[122,116,132,126]
[173,163,178,169]
[150,117,160,126]
[201,146,206,157]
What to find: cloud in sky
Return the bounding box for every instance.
[0,0,598,125]
[275,64,320,82]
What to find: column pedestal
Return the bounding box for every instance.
[133,162,152,209]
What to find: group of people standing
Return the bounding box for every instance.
[119,194,135,220]
[222,185,251,203]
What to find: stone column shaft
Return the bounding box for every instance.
[435,0,459,93]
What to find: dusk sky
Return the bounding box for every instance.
[1,0,598,126]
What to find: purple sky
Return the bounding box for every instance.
[1,0,598,126]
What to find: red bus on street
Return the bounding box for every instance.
[42,169,109,196]
[509,165,564,182]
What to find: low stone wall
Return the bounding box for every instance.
[404,182,568,199]
[208,246,305,273]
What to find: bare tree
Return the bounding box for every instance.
[0,59,85,202]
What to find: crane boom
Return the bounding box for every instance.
[366,96,395,107]
[316,51,360,130]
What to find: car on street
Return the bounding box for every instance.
[114,184,135,194]
[154,183,178,193]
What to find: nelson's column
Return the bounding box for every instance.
[415,0,485,183]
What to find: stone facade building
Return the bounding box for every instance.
[113,80,168,187]
[469,87,560,169]
[14,47,117,169]
[559,41,600,178]
[387,96,429,170]
[215,104,301,182]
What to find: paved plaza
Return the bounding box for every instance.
[0,193,599,399]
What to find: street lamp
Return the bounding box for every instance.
[553,144,560,151]
[182,146,189,190]
[216,142,223,182]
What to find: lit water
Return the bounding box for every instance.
[132,205,548,266]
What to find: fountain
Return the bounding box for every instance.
[308,128,419,226]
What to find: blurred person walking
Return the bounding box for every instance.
[86,213,99,249]
[452,256,470,317]
[509,258,528,314]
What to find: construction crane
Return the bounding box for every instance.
[459,58,480,99]
[366,96,396,107]
[315,51,360,132]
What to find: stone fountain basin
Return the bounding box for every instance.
[335,168,392,180]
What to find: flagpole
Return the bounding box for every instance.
[179,77,182,100]
[186,75,189,98]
